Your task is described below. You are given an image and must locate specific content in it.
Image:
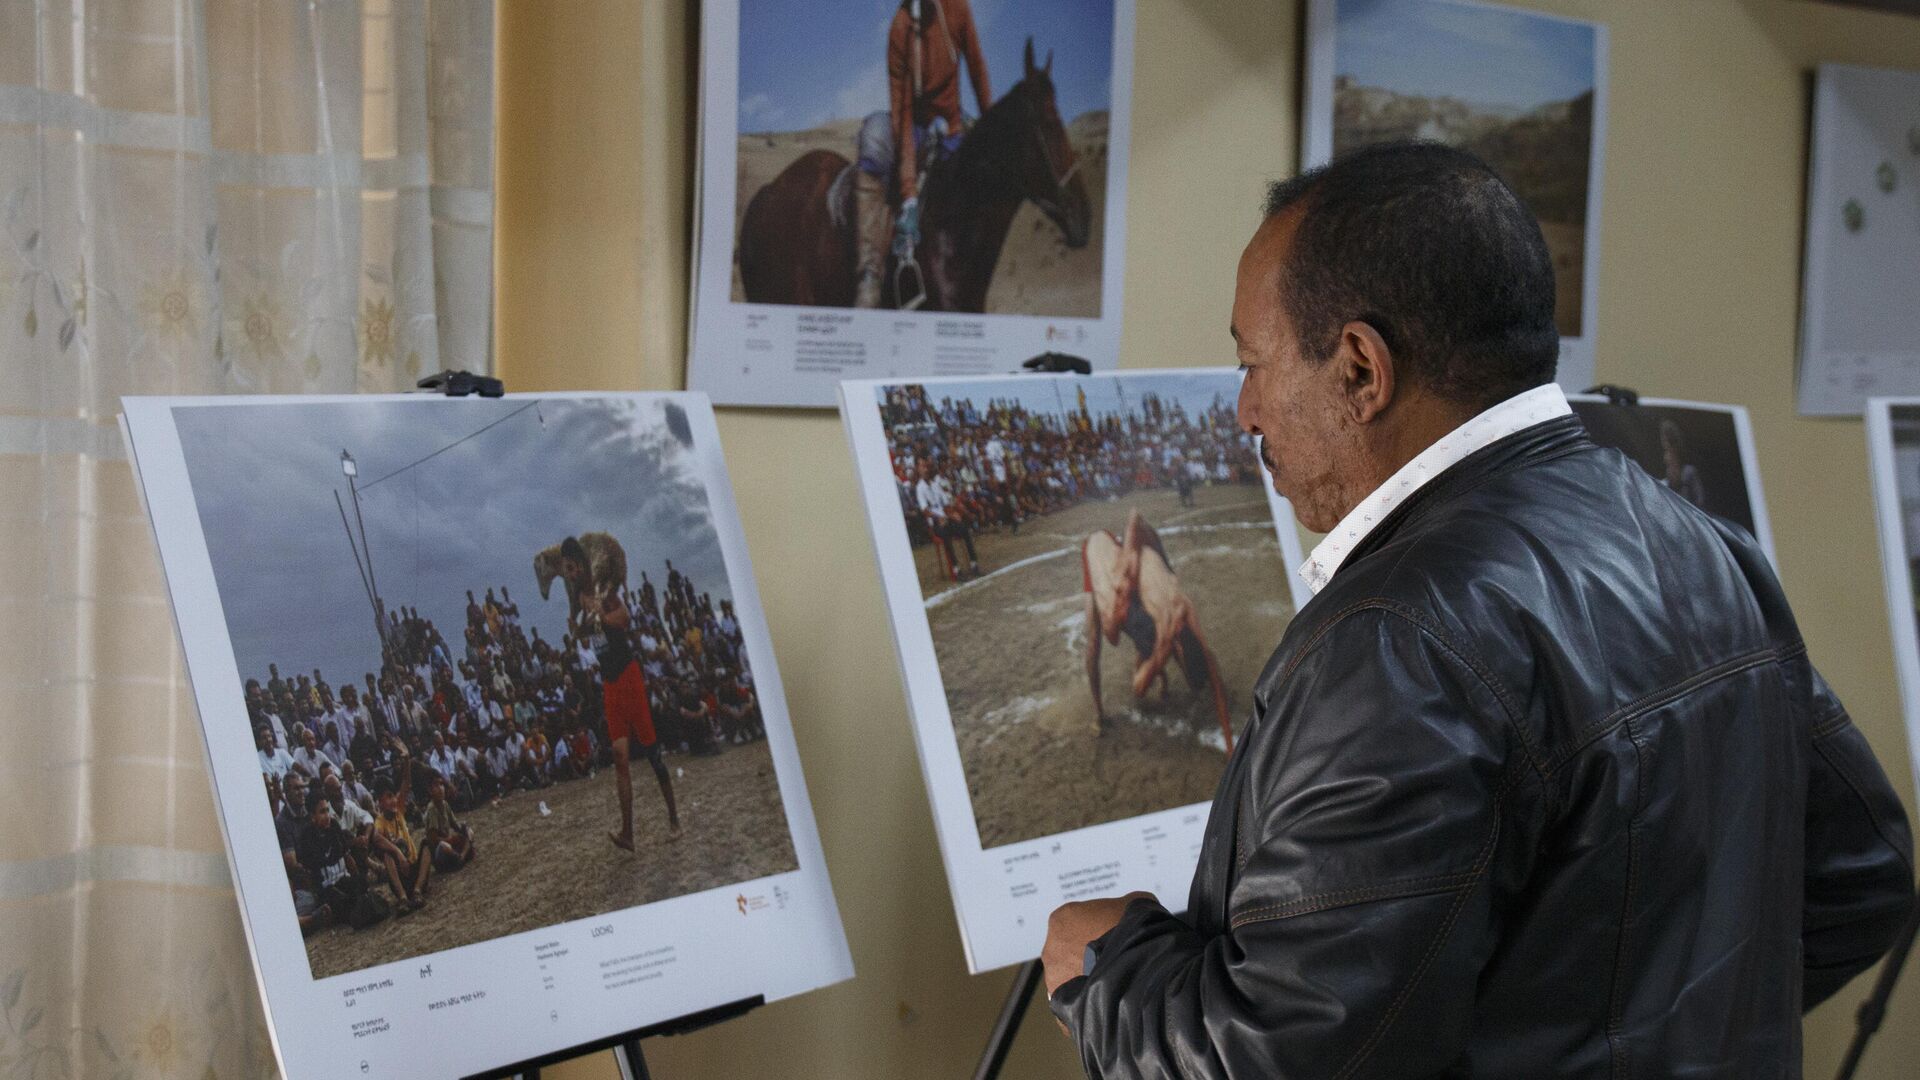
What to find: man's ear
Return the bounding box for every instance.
[1336,320,1396,424]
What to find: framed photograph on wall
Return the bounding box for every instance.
[1797,64,1920,416]
[840,369,1310,972]
[1864,397,1920,803]
[1567,394,1776,566]
[688,0,1138,407]
[1301,0,1609,393]
[121,393,851,1080]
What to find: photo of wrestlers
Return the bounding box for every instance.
[1569,399,1763,538]
[730,0,1116,314]
[173,397,796,980]
[874,372,1299,848]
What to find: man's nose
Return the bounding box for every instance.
[1235,390,1258,436]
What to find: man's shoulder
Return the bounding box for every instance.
[1276,446,1793,755]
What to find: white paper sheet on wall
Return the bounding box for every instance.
[1798,65,1920,416]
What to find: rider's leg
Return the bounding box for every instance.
[854,112,894,309]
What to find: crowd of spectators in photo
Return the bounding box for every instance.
[880,384,1263,578]
[253,562,763,936]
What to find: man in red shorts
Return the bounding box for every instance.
[558,537,679,854]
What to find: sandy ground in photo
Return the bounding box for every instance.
[730,112,1110,316]
[304,740,797,979]
[913,484,1296,848]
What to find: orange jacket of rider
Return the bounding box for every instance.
[887,0,991,202]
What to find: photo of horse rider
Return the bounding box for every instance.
[731,0,1115,315]
[855,0,994,308]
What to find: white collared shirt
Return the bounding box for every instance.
[1299,383,1571,595]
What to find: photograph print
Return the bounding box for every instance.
[1866,399,1920,804]
[730,0,1118,316]
[848,371,1305,851]
[170,396,798,980]
[1568,396,1775,563]
[1303,0,1607,389]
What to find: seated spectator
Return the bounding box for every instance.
[523,726,553,788]
[319,720,348,768]
[421,778,476,873]
[257,726,296,779]
[339,759,374,813]
[483,735,515,801]
[373,785,431,913]
[294,792,358,932]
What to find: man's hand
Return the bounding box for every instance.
[1042,891,1155,1001]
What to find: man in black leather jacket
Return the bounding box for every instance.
[1041,142,1916,1078]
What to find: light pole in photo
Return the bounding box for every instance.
[336,449,388,646]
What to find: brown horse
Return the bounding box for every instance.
[737,38,1093,312]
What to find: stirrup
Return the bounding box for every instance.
[895,258,927,311]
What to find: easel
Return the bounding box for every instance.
[410,371,767,1080]
[961,351,1096,1080]
[462,995,765,1080]
[1835,901,1920,1080]
[972,960,1045,1080]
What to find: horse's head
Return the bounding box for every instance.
[1005,38,1092,249]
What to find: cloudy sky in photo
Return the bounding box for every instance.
[1336,0,1596,113]
[736,0,1116,133]
[174,397,733,686]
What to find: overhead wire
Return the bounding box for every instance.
[357,401,542,491]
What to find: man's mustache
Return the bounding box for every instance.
[1258,437,1277,473]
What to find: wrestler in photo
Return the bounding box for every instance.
[1081,509,1233,750]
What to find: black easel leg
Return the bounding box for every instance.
[972,959,1045,1080]
[1835,894,1920,1080]
[615,1037,652,1080]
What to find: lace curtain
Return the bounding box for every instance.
[0,1,493,1075]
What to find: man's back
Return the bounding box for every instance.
[1355,417,1878,1073]
[1058,417,1913,1078]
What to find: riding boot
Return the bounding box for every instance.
[853,169,889,308]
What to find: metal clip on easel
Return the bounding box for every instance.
[417,370,506,398]
[1019,352,1092,375]
[1582,383,1639,407]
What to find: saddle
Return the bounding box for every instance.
[825,121,961,234]
[826,163,857,233]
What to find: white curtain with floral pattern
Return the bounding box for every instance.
[0,1,492,1075]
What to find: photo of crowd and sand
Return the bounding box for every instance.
[1570,401,1762,538]
[1329,0,1599,336]
[173,397,797,979]
[730,0,1115,315]
[873,374,1297,849]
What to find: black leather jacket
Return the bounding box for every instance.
[1051,416,1915,1078]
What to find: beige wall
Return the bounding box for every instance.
[495,1,1920,1076]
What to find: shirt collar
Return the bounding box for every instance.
[1298,382,1571,595]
